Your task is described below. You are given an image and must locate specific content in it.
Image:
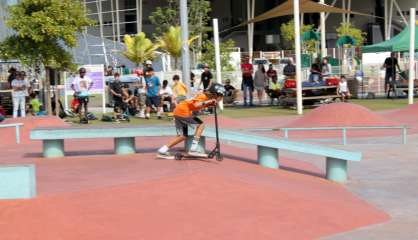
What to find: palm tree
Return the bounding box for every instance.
[156,26,198,70]
[123,32,157,67]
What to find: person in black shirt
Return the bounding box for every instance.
[309,58,321,82]
[199,64,213,90]
[109,72,124,116]
[383,52,400,98]
[7,67,17,87]
[283,59,296,79]
[223,79,238,104]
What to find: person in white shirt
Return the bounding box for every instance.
[337,75,351,102]
[71,68,93,123]
[160,80,174,112]
[11,71,29,118]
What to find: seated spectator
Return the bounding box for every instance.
[172,74,188,104]
[223,79,238,104]
[266,77,282,105]
[133,75,146,118]
[337,75,351,102]
[160,80,173,112]
[283,59,296,79]
[309,58,322,82]
[29,92,43,116]
[122,84,137,115]
[321,57,332,78]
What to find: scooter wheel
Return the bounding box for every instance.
[207,152,215,159]
[174,152,183,160]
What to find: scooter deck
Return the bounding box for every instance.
[174,152,209,160]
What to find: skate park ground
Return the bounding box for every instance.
[1,101,418,239]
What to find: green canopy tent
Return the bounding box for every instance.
[336,35,357,47]
[362,25,418,53]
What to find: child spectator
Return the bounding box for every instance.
[172,74,188,104]
[338,75,351,102]
[122,84,136,115]
[160,80,173,112]
[144,67,162,119]
[29,92,42,116]
[266,77,281,105]
[110,72,124,118]
[223,79,238,104]
[11,71,29,118]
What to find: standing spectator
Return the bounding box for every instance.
[266,64,278,85]
[199,64,213,91]
[144,67,162,119]
[382,52,400,98]
[283,59,296,79]
[109,72,124,119]
[133,72,146,118]
[321,57,333,78]
[172,74,188,104]
[11,72,29,118]
[190,72,196,93]
[7,67,17,87]
[309,58,322,82]
[29,92,43,116]
[254,64,267,105]
[121,64,130,75]
[337,75,351,102]
[144,60,153,70]
[160,80,174,112]
[71,68,93,124]
[241,57,254,106]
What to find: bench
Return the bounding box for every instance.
[30,126,361,183]
[0,164,36,199]
[0,123,24,144]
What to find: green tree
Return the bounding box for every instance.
[156,26,198,70]
[149,0,211,52]
[280,20,317,53]
[200,39,236,72]
[0,0,92,115]
[123,33,158,67]
[336,22,366,46]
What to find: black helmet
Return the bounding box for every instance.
[208,83,226,96]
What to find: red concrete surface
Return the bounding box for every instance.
[385,102,418,127]
[0,117,389,240]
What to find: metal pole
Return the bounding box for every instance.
[342,128,347,145]
[384,0,388,40]
[180,0,191,90]
[137,0,142,33]
[388,0,393,40]
[213,19,222,84]
[408,8,416,105]
[15,125,20,144]
[294,0,303,115]
[320,0,326,58]
[115,0,121,42]
[402,127,407,144]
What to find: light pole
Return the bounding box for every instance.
[180,0,191,91]
[294,0,303,115]
[408,8,416,105]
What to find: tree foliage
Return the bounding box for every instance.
[123,33,158,67]
[0,0,92,70]
[200,39,236,72]
[336,22,366,46]
[149,0,211,49]
[156,26,198,69]
[280,20,317,53]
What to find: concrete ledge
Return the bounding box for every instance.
[0,164,36,200]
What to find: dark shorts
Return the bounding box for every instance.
[175,116,203,136]
[77,96,89,105]
[146,96,161,107]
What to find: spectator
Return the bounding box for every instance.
[160,80,174,112]
[144,60,153,70]
[254,64,267,105]
[266,64,278,85]
[29,92,42,116]
[309,58,322,82]
[71,67,93,124]
[337,75,351,102]
[321,57,332,78]
[199,64,213,91]
[172,74,188,104]
[106,66,114,76]
[144,67,162,119]
[109,72,124,119]
[190,72,196,92]
[266,77,281,105]
[122,84,136,115]
[11,71,29,118]
[283,59,296,79]
[382,52,400,98]
[7,67,17,87]
[241,57,254,106]
[121,64,130,75]
[223,79,238,104]
[133,72,146,118]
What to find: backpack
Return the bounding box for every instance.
[101,115,113,122]
[86,112,97,120]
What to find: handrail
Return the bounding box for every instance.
[0,123,24,144]
[279,125,408,145]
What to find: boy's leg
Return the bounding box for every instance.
[12,96,19,118]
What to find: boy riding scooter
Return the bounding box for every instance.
[157,83,226,159]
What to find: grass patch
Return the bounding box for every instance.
[350,99,409,111]
[66,112,173,126]
[221,106,303,118]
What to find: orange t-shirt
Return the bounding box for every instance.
[174,93,209,118]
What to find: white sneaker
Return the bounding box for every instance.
[157,151,174,159]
